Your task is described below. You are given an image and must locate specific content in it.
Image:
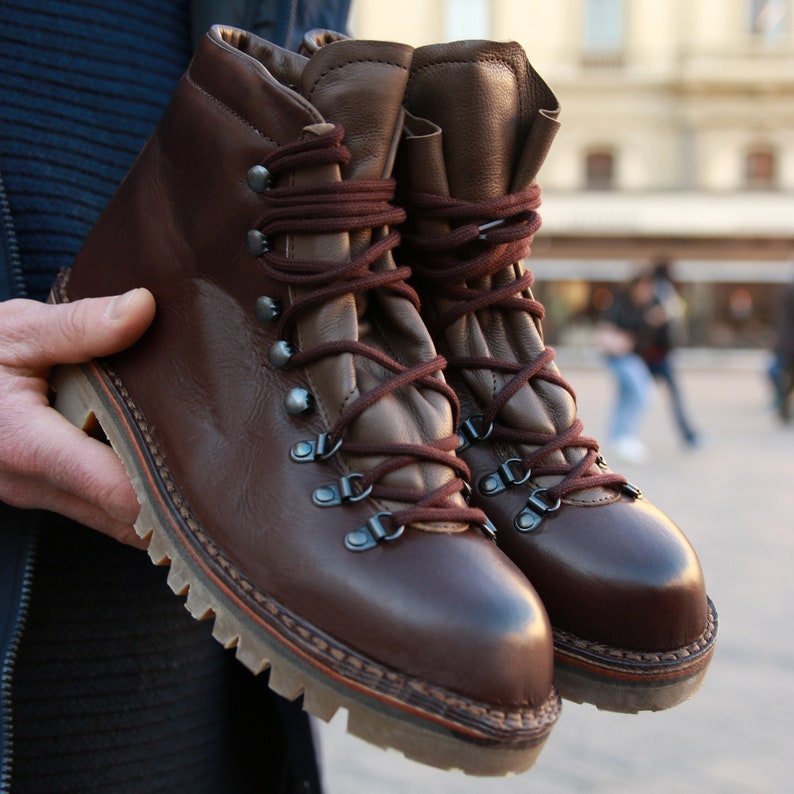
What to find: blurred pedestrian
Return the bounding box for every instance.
[641,259,701,446]
[596,274,655,463]
[771,272,794,422]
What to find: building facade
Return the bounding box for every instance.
[350,0,794,347]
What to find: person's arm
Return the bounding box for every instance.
[0,289,155,546]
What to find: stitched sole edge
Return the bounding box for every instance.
[551,598,718,713]
[51,357,559,775]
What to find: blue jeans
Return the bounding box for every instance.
[606,353,652,441]
[647,356,699,443]
[770,353,794,422]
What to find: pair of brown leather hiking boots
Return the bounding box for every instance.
[52,26,717,776]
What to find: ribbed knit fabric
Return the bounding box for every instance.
[1,3,321,791]
[0,0,191,300]
[11,518,297,794]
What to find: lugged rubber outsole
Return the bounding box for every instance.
[51,359,560,776]
[551,598,718,713]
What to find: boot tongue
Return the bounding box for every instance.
[406,40,558,199]
[291,37,467,521]
[299,38,413,179]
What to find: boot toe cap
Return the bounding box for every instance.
[508,495,709,652]
[345,529,556,710]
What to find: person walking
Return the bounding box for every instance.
[598,275,655,463]
[640,259,701,446]
[772,272,794,422]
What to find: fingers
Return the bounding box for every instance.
[0,291,155,548]
[35,415,141,524]
[4,474,145,548]
[0,406,147,548]
[0,289,156,369]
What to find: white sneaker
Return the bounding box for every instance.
[611,436,649,464]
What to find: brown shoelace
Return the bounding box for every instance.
[400,185,628,501]
[250,126,487,532]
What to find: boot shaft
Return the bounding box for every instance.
[66,26,470,519]
[397,41,600,492]
[404,40,560,200]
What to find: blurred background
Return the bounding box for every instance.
[311,2,794,792]
[351,0,794,352]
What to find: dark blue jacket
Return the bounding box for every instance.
[0,1,350,788]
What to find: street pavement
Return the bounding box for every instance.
[313,348,794,794]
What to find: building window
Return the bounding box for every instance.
[445,0,490,40]
[582,0,625,66]
[585,149,616,190]
[747,0,789,42]
[745,146,778,189]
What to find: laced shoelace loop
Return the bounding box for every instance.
[251,125,482,530]
[400,185,628,498]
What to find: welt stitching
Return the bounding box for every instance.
[553,602,717,665]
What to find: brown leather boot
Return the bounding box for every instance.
[397,39,717,713]
[49,27,561,773]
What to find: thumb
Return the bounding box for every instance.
[5,289,156,368]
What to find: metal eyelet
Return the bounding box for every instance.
[268,340,295,369]
[255,296,281,323]
[247,229,270,256]
[345,512,405,552]
[514,488,562,533]
[247,165,272,193]
[284,388,314,416]
[480,517,498,541]
[457,414,494,452]
[621,482,643,499]
[312,473,373,507]
[290,433,343,463]
[478,457,532,496]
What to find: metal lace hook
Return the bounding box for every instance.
[345,512,405,552]
[514,488,562,533]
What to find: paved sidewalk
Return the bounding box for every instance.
[314,350,794,794]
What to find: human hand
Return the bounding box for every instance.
[0,289,156,547]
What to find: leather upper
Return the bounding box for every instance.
[62,27,554,708]
[399,40,708,653]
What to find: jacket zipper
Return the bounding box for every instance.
[0,171,28,299]
[0,168,35,793]
[0,521,38,793]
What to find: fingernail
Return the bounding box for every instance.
[105,289,138,322]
